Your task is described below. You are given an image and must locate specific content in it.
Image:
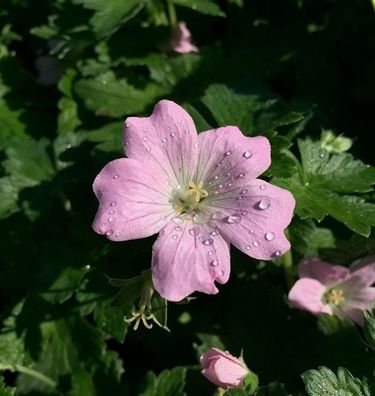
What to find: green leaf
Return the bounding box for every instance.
[364,311,375,349]
[155,367,187,396]
[0,100,26,149]
[110,276,143,307]
[73,0,145,37]
[255,382,288,396]
[274,139,375,236]
[317,313,355,335]
[289,219,335,256]
[302,366,369,396]
[225,390,248,396]
[0,375,15,396]
[171,0,225,16]
[85,122,123,153]
[75,71,166,117]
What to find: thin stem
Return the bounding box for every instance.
[166,0,177,26]
[0,364,57,388]
[282,228,294,288]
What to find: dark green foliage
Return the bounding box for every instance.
[1,0,375,395]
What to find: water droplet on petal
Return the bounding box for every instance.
[209,230,218,236]
[214,175,219,180]
[219,270,225,276]
[265,232,275,241]
[108,217,115,222]
[223,213,241,224]
[162,137,167,143]
[225,150,232,156]
[252,240,260,247]
[172,217,182,224]
[110,202,116,206]
[161,215,167,221]
[274,250,282,257]
[210,260,218,267]
[172,234,178,240]
[237,172,245,178]
[106,230,114,236]
[228,182,232,187]
[243,151,253,159]
[245,245,251,250]
[113,175,119,179]
[170,132,176,137]
[115,232,121,237]
[146,147,151,152]
[237,196,242,201]
[175,226,181,231]
[143,127,148,132]
[203,238,214,246]
[109,210,115,215]
[184,128,189,134]
[241,189,248,194]
[257,199,270,210]
[260,184,266,190]
[143,136,148,141]
[240,210,247,215]
[226,171,231,176]
[208,251,213,256]
[217,162,222,167]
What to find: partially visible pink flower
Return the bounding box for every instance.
[288,256,375,325]
[92,100,295,301]
[171,22,198,54]
[201,348,249,389]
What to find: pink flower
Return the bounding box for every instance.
[288,256,375,325]
[201,348,249,389]
[92,100,295,301]
[170,22,198,54]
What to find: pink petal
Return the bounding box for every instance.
[202,366,222,388]
[171,22,199,54]
[349,255,375,287]
[151,221,230,301]
[208,179,295,260]
[337,288,375,325]
[196,127,271,182]
[201,348,244,368]
[214,357,248,388]
[288,278,331,315]
[299,258,350,285]
[124,100,199,187]
[92,158,174,241]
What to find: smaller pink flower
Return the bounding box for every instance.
[200,348,249,389]
[171,22,198,54]
[288,256,375,325]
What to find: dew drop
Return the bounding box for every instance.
[108,217,115,222]
[228,182,232,187]
[243,151,253,159]
[214,175,219,180]
[175,226,182,231]
[219,184,223,189]
[110,202,116,206]
[106,230,114,236]
[208,251,213,256]
[146,147,151,152]
[203,238,214,246]
[161,215,167,221]
[223,213,241,224]
[113,175,119,179]
[237,172,245,178]
[252,240,260,247]
[115,232,121,237]
[172,234,178,240]
[265,231,275,241]
[226,171,231,176]
[237,196,242,201]
[184,128,189,134]
[172,217,182,224]
[219,270,225,276]
[170,132,176,137]
[217,162,222,167]
[109,210,115,215]
[209,231,218,236]
[143,136,148,142]
[210,260,218,267]
[260,185,266,190]
[143,127,148,132]
[274,250,282,257]
[257,199,270,210]
[245,245,251,250]
[225,150,232,156]
[162,137,167,143]
[240,210,247,215]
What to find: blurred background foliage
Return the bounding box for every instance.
[1,0,375,395]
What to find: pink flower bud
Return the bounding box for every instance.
[200,348,249,389]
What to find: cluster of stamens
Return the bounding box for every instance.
[173,181,208,214]
[324,288,345,306]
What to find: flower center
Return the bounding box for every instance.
[172,181,208,214]
[324,288,345,306]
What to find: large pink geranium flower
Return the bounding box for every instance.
[92,100,295,301]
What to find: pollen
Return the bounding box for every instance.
[172,181,208,214]
[186,181,208,202]
[325,288,345,306]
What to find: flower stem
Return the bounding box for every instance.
[166,1,177,26]
[282,229,294,288]
[0,363,57,388]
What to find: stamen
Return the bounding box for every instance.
[325,288,345,306]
